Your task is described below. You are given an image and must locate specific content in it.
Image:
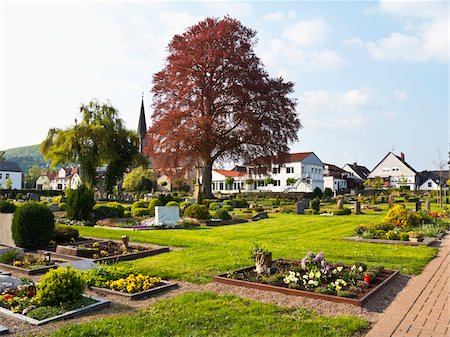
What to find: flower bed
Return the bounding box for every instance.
[214,252,398,306]
[84,265,177,300]
[0,251,66,275]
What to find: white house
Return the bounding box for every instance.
[367,152,419,190]
[342,163,370,181]
[418,171,449,191]
[0,161,23,189]
[211,169,247,193]
[36,167,81,190]
[323,163,348,195]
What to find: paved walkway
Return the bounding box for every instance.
[366,233,449,337]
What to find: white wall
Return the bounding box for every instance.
[0,171,22,189]
[368,153,417,190]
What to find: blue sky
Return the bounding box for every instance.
[0,0,448,171]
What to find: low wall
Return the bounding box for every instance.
[0,213,15,247]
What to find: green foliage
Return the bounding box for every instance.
[179,201,192,212]
[225,177,235,187]
[149,198,163,210]
[209,202,220,210]
[58,202,68,211]
[131,200,148,211]
[312,187,323,199]
[235,199,248,208]
[399,232,410,241]
[310,198,320,212]
[280,205,295,213]
[25,165,43,189]
[166,201,179,207]
[286,177,297,185]
[83,264,137,288]
[333,207,351,215]
[123,167,156,192]
[93,203,125,220]
[223,200,232,206]
[386,230,400,240]
[12,202,55,248]
[0,200,16,213]
[37,267,85,306]
[132,208,150,217]
[0,249,19,264]
[264,177,273,185]
[202,199,216,208]
[213,209,232,220]
[51,224,79,243]
[65,184,95,221]
[184,204,210,219]
[323,187,334,200]
[383,204,420,229]
[5,177,12,189]
[222,205,234,211]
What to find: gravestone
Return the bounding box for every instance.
[415,201,421,212]
[155,206,180,228]
[337,199,344,209]
[231,199,237,208]
[425,200,430,211]
[295,201,305,214]
[0,275,22,293]
[57,260,97,271]
[388,195,393,204]
[29,193,40,202]
[302,198,310,209]
[355,201,362,214]
[0,214,15,247]
[48,203,59,212]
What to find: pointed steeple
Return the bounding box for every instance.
[137,93,147,155]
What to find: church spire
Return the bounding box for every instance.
[137,93,147,155]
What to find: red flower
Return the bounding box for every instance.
[2,294,14,301]
[364,274,371,285]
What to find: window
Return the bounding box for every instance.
[273,180,280,186]
[5,174,9,179]
[428,182,432,188]
[286,167,294,174]
[272,167,280,174]
[219,182,224,190]
[257,180,265,187]
[392,167,400,172]
[382,167,390,172]
[0,173,2,179]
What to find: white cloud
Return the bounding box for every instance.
[342,37,364,48]
[282,18,329,46]
[393,90,408,101]
[366,0,449,62]
[262,10,297,22]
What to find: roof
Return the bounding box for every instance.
[344,163,370,179]
[418,170,449,185]
[247,152,314,165]
[370,152,417,176]
[213,169,246,178]
[323,163,347,178]
[0,161,22,172]
[39,167,79,180]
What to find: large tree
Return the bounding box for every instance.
[146,17,301,198]
[41,100,144,191]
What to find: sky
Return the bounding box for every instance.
[0,0,448,172]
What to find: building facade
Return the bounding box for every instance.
[36,167,81,190]
[0,161,23,189]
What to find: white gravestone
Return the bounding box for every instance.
[155,206,180,228]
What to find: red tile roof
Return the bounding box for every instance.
[247,152,314,165]
[213,169,246,177]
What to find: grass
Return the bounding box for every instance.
[75,212,438,284]
[45,292,369,337]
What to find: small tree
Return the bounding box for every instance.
[398,175,408,191]
[5,177,12,189]
[323,187,333,200]
[312,187,323,199]
[65,184,95,221]
[122,166,156,193]
[225,177,235,190]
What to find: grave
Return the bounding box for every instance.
[415,201,421,212]
[355,201,362,214]
[155,206,180,228]
[57,260,97,271]
[0,213,15,247]
[295,201,305,214]
[337,199,344,209]
[425,200,430,211]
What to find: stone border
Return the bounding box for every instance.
[89,281,178,300]
[213,259,399,307]
[0,262,60,275]
[0,295,110,326]
[342,236,440,246]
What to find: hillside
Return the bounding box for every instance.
[2,144,48,172]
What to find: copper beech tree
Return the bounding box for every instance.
[146,17,301,198]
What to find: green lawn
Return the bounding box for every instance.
[76,212,437,283]
[46,292,368,337]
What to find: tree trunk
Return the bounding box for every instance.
[202,160,215,199]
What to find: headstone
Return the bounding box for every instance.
[48,203,59,212]
[337,199,344,209]
[388,195,393,204]
[0,275,22,293]
[57,260,97,271]
[295,201,305,214]
[0,214,15,247]
[302,198,310,209]
[415,201,421,212]
[155,206,180,228]
[29,193,40,202]
[252,212,268,221]
[231,199,237,208]
[425,200,430,211]
[355,201,362,214]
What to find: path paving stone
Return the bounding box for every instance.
[0,325,8,335]
[366,232,449,337]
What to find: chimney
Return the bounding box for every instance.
[400,152,405,162]
[353,162,357,166]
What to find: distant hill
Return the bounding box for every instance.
[2,144,48,173]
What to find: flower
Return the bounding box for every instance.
[336,266,343,272]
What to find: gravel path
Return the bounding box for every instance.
[1,273,410,337]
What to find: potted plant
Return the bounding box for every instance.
[408,231,424,242]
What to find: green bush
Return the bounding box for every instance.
[223,200,232,206]
[386,230,400,240]
[166,201,179,207]
[399,232,410,241]
[310,198,320,212]
[132,207,150,217]
[51,224,79,243]
[212,209,232,220]
[209,202,220,210]
[179,201,192,212]
[184,204,210,220]
[157,194,174,206]
[235,199,248,208]
[65,184,95,221]
[131,200,148,211]
[105,202,125,217]
[37,267,85,306]
[149,198,163,210]
[383,204,420,229]
[0,200,16,213]
[93,204,124,220]
[124,210,131,217]
[280,205,295,213]
[12,202,55,248]
[202,199,216,208]
[222,205,233,211]
[333,207,351,215]
[0,249,19,264]
[58,202,68,211]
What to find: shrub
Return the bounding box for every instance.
[65,184,95,221]
[178,219,200,228]
[280,205,295,213]
[383,204,420,229]
[0,249,19,264]
[365,222,395,232]
[131,200,148,211]
[312,187,323,199]
[399,232,410,241]
[124,210,131,217]
[157,194,174,206]
[212,209,232,220]
[202,199,216,208]
[51,224,79,243]
[179,201,192,212]
[58,202,68,211]
[223,200,232,206]
[0,200,16,213]
[166,201,179,207]
[222,205,233,211]
[37,267,85,306]
[105,202,125,217]
[12,202,55,248]
[184,204,210,220]
[209,202,220,210]
[323,187,333,200]
[149,198,163,210]
[132,208,151,217]
[310,198,320,212]
[235,199,248,208]
[386,230,400,240]
[93,204,124,220]
[333,207,351,215]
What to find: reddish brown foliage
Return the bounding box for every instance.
[146,17,301,197]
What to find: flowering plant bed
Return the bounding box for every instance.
[0,251,66,275]
[83,265,177,300]
[214,253,398,306]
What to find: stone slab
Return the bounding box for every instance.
[0,325,8,334]
[0,214,15,247]
[155,206,180,228]
[57,259,97,271]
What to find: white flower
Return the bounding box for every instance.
[337,266,343,272]
[358,266,363,272]
[309,271,315,279]
[315,271,321,278]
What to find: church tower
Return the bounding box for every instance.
[137,94,147,155]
